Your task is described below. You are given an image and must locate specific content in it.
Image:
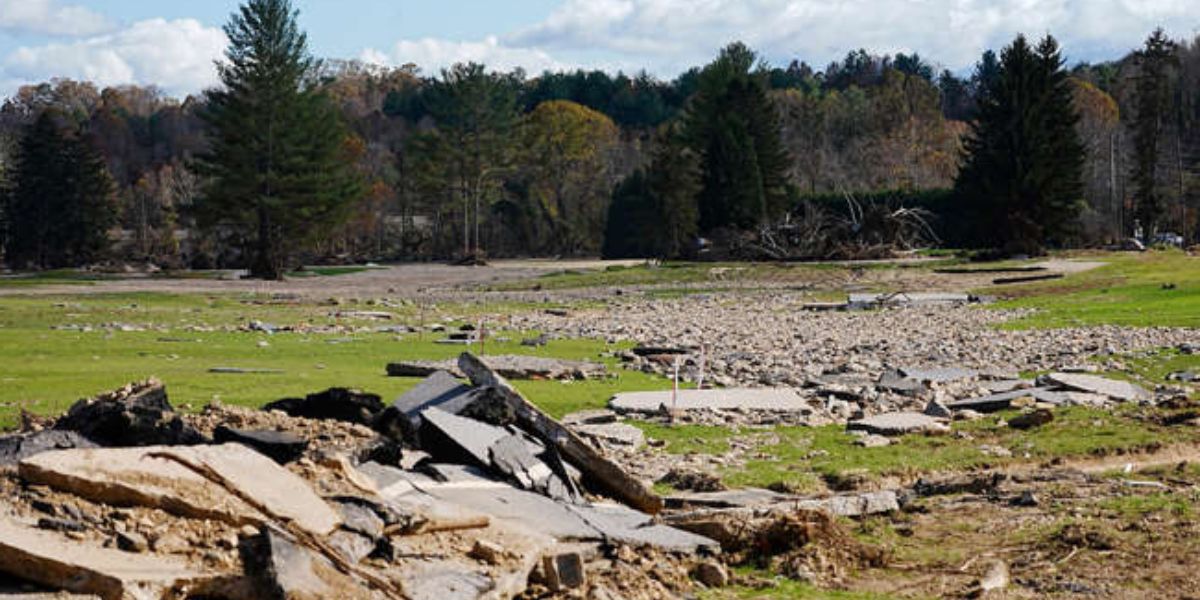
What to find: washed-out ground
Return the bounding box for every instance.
[2,250,1200,598]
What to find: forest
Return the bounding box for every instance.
[0,0,1198,276]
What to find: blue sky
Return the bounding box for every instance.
[1,0,1197,99]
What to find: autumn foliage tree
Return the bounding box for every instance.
[520,100,619,255]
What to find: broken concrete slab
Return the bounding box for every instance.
[945,388,1060,413]
[53,380,206,448]
[571,423,645,449]
[983,379,1036,394]
[664,490,901,529]
[366,462,714,554]
[19,444,341,537]
[809,490,901,517]
[847,412,947,437]
[459,353,663,515]
[488,434,581,504]
[566,504,719,554]
[664,488,797,510]
[242,527,378,600]
[0,431,98,467]
[263,389,384,426]
[387,355,606,381]
[898,366,978,384]
[1042,373,1152,402]
[609,388,809,414]
[561,409,618,426]
[213,427,308,464]
[419,407,513,468]
[876,371,925,396]
[397,563,493,600]
[375,371,479,443]
[0,515,214,600]
[848,292,972,309]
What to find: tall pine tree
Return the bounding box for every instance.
[955,35,1085,254]
[647,123,702,258]
[3,111,116,269]
[1131,28,1178,237]
[684,43,790,233]
[197,0,361,279]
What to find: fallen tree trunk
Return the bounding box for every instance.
[458,352,664,515]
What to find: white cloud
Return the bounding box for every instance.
[2,18,227,98]
[498,0,1199,74]
[360,36,566,75]
[0,0,112,37]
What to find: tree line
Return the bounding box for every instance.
[0,0,1197,276]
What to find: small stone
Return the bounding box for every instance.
[1012,491,1040,507]
[542,552,586,591]
[693,561,729,588]
[979,560,1009,593]
[855,434,892,448]
[116,531,149,553]
[36,517,86,533]
[1008,409,1054,430]
[469,539,506,565]
[923,399,952,419]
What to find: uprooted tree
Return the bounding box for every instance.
[196,0,362,280]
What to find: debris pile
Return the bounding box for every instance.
[0,354,889,599]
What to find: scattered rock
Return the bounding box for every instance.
[53,380,207,447]
[1007,409,1054,430]
[847,412,948,437]
[659,469,727,493]
[468,540,506,565]
[263,388,384,427]
[1042,373,1152,403]
[922,399,952,419]
[115,531,148,553]
[541,552,586,592]
[976,560,1009,595]
[693,561,729,588]
[855,434,892,448]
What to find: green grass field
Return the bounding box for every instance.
[991,251,1200,329]
[0,291,673,429]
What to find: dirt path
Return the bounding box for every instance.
[0,259,645,298]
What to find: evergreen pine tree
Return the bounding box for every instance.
[954,35,1085,255]
[1131,28,1177,237]
[601,170,656,259]
[646,124,702,258]
[196,0,362,279]
[1032,36,1086,246]
[3,111,116,269]
[684,43,790,233]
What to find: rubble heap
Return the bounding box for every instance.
[0,355,890,600]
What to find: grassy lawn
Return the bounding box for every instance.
[640,406,1196,492]
[991,250,1200,328]
[0,291,674,429]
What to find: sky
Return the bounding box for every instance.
[0,0,1197,100]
